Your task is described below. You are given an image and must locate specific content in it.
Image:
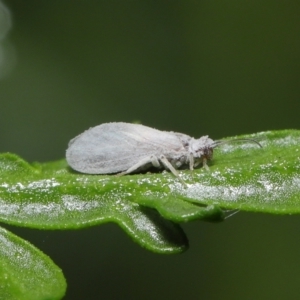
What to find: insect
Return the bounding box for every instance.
[66,122,261,178]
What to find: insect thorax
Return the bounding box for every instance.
[166,151,190,169]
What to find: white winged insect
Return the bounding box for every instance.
[66,122,261,180]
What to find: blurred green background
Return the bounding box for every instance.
[1,1,300,299]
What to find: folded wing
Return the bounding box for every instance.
[66,122,185,174]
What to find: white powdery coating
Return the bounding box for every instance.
[0,229,62,288]
[0,179,101,218]
[61,195,99,211]
[175,173,300,206]
[0,179,60,194]
[271,135,300,147]
[218,142,260,154]
[218,134,300,155]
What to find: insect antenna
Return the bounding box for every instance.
[224,209,240,219]
[212,138,262,149]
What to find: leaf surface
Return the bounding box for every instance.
[0,130,299,254]
[0,226,66,300]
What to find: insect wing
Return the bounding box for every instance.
[66,122,185,174]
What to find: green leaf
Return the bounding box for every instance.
[0,226,66,300]
[0,129,299,256]
[179,129,300,214]
[0,154,188,253]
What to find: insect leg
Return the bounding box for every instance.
[189,153,194,171]
[159,155,187,186]
[118,154,187,186]
[117,155,160,175]
[202,158,210,171]
[158,155,180,177]
[188,153,195,180]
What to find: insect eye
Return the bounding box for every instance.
[203,147,213,157]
